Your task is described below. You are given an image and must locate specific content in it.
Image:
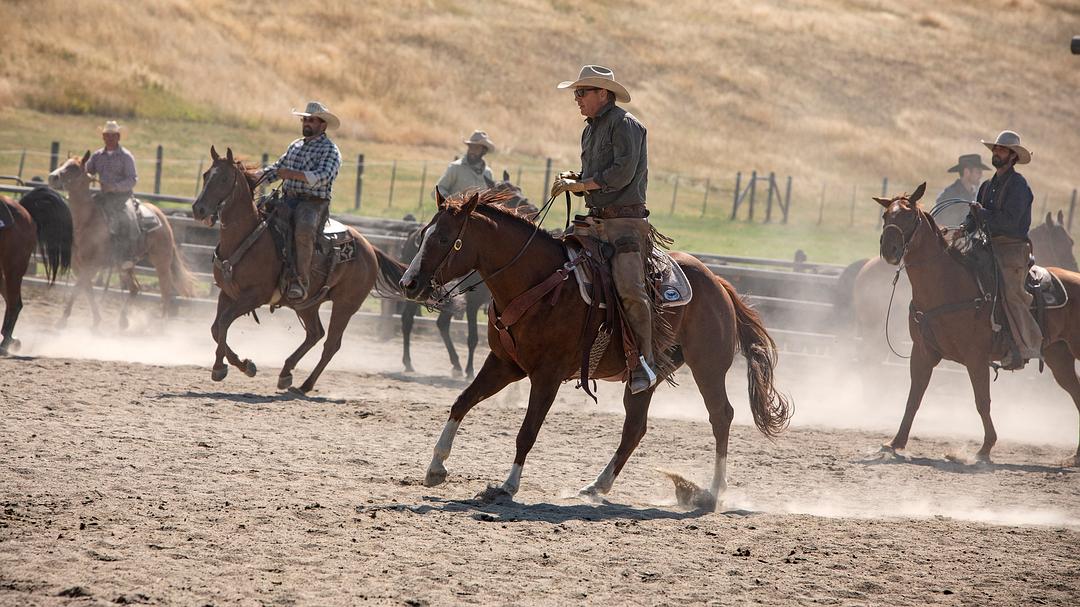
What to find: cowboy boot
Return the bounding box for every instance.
[289,230,314,301]
[625,302,657,394]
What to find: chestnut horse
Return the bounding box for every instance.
[876,183,1080,465]
[400,189,792,503]
[48,153,195,328]
[191,147,407,393]
[0,188,73,354]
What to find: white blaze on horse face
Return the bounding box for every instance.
[710,456,728,497]
[205,165,220,186]
[501,463,523,495]
[403,226,434,283]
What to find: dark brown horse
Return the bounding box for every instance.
[399,189,791,503]
[876,183,1080,465]
[0,188,73,354]
[1030,210,1078,272]
[191,146,407,393]
[48,153,195,328]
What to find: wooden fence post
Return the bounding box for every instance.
[259,153,269,197]
[817,182,827,225]
[354,153,364,210]
[1068,189,1077,231]
[387,160,398,208]
[516,166,523,186]
[748,170,757,221]
[542,158,552,203]
[194,158,203,198]
[17,149,26,181]
[49,141,60,172]
[153,145,163,194]
[730,172,742,220]
[669,174,680,215]
[765,172,776,223]
[849,184,857,226]
[881,177,889,197]
[700,178,710,218]
[417,161,428,209]
[782,175,792,224]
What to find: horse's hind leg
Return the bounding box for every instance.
[437,308,463,377]
[965,362,997,463]
[401,302,418,373]
[425,352,525,487]
[279,306,324,390]
[464,296,480,379]
[0,261,25,355]
[118,269,139,330]
[580,384,655,498]
[1042,341,1080,466]
[489,375,561,498]
[296,300,357,394]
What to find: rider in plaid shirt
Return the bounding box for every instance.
[259,101,342,301]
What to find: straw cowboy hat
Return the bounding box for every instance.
[981,130,1031,164]
[557,65,631,103]
[101,121,121,134]
[947,153,991,173]
[463,130,496,152]
[291,101,340,131]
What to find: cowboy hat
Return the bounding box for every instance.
[101,120,121,134]
[557,65,631,103]
[463,130,495,152]
[947,153,991,173]
[981,130,1031,164]
[291,101,340,131]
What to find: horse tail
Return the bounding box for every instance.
[372,246,408,299]
[720,279,793,438]
[18,187,73,284]
[169,241,197,298]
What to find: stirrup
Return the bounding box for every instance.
[286,282,307,301]
[629,356,658,394]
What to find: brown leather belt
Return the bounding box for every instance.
[589,204,648,219]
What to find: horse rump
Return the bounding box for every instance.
[18,187,73,284]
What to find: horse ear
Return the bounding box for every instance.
[80,150,91,165]
[210,145,220,161]
[909,182,926,205]
[1046,212,1054,225]
[1058,209,1065,226]
[226,147,234,162]
[463,191,481,215]
[872,196,891,208]
[435,188,446,210]
[502,170,510,182]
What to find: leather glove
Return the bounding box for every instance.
[550,178,588,198]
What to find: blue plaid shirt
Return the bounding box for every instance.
[264,133,341,199]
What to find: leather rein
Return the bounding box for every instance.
[206,164,270,299]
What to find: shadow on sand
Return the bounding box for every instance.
[360,495,756,525]
[159,390,347,405]
[855,452,1073,475]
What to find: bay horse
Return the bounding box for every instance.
[191,146,408,393]
[399,189,792,503]
[876,183,1080,465]
[844,208,1076,362]
[0,188,73,354]
[48,152,195,328]
[399,175,536,378]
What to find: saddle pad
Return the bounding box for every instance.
[1027,265,1069,309]
[565,245,693,308]
[133,200,162,232]
[323,217,349,235]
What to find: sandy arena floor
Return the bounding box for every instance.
[1,291,1078,606]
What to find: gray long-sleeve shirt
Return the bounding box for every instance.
[579,102,648,210]
[86,146,137,193]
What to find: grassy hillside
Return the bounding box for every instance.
[1,0,1078,262]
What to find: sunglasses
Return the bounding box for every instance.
[574,87,602,99]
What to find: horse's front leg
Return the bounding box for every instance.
[425,353,524,486]
[884,344,941,454]
[477,374,561,500]
[209,292,259,381]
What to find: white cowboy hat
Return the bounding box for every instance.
[557,65,631,103]
[463,130,495,152]
[102,120,121,134]
[291,101,340,131]
[981,130,1031,164]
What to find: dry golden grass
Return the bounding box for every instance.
[1,0,1078,201]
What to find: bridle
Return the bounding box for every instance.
[880,201,923,359]
[422,192,561,306]
[200,162,247,227]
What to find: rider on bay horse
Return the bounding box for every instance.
[85,120,139,270]
[962,130,1042,370]
[258,101,342,301]
[550,65,657,394]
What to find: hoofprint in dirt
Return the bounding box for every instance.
[1,355,1078,606]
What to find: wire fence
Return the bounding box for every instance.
[3,144,1076,233]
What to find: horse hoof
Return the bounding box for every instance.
[404,364,415,373]
[242,360,257,377]
[451,366,463,378]
[119,317,129,330]
[211,367,228,382]
[466,370,475,380]
[8,338,20,353]
[474,484,514,504]
[288,386,308,396]
[1063,455,1080,468]
[577,485,604,503]
[424,467,448,487]
[974,453,993,466]
[277,374,293,390]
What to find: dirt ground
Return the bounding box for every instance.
[1,291,1078,606]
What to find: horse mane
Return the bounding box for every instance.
[235,161,261,191]
[445,188,556,243]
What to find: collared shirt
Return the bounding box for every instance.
[972,167,1034,239]
[434,156,494,199]
[86,146,137,193]
[264,133,341,199]
[936,178,976,204]
[579,101,648,210]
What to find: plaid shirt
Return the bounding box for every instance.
[264,133,341,199]
[86,146,138,193]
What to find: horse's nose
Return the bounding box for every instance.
[400,276,417,295]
